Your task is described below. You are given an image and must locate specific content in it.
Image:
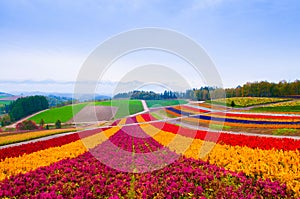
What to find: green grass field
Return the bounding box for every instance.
[29,103,88,123]
[251,106,300,113]
[95,100,144,118]
[146,99,188,108]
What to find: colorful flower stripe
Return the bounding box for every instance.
[140,124,300,197]
[173,105,210,114]
[0,128,76,146]
[193,102,228,110]
[183,116,300,129]
[166,107,191,116]
[0,127,120,181]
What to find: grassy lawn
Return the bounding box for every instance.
[95,100,143,119]
[0,100,12,106]
[251,106,300,113]
[146,99,188,108]
[272,128,297,136]
[209,97,290,107]
[29,103,88,123]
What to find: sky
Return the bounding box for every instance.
[0,0,299,94]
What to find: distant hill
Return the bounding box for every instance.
[11,91,110,101]
[0,92,20,101]
[0,92,13,98]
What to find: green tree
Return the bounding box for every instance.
[9,95,49,122]
[1,115,11,127]
[39,119,45,129]
[55,120,61,129]
[231,100,236,108]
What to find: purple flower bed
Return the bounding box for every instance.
[0,153,291,198]
[90,124,179,173]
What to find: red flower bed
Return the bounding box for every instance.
[140,113,157,122]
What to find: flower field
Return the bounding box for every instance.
[165,105,300,129]
[0,114,300,198]
[1,112,300,198]
[209,97,290,107]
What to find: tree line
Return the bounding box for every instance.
[114,90,178,100]
[9,96,49,122]
[225,80,300,98]
[114,80,299,101]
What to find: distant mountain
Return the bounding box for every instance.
[10,91,110,101]
[0,92,13,97]
[0,92,20,101]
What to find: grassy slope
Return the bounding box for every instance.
[146,99,188,108]
[95,100,144,119]
[29,103,87,123]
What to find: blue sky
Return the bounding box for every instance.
[0,0,299,93]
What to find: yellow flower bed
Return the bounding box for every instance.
[141,123,300,197]
[0,127,120,181]
[0,128,76,146]
[263,100,300,107]
[212,97,289,107]
[117,118,127,126]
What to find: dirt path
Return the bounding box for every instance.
[6,109,49,128]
